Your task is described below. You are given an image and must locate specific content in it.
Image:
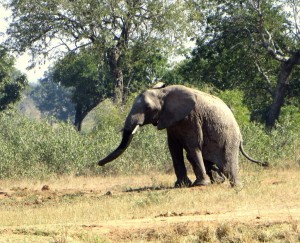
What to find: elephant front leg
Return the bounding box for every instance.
[167,134,192,188]
[186,149,211,186]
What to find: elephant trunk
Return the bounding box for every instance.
[98,125,139,166]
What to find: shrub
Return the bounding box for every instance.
[0,89,299,179]
[217,90,300,168]
[0,112,91,178]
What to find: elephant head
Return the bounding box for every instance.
[98,85,196,166]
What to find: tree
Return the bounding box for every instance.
[51,49,107,131]
[30,76,75,121]
[180,0,300,127]
[122,40,170,96]
[251,0,300,127]
[50,41,170,131]
[0,45,27,111]
[3,0,200,104]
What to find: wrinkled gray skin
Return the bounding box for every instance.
[98,85,267,187]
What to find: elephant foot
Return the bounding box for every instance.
[192,177,211,187]
[230,179,243,188]
[174,177,192,188]
[209,170,226,184]
[205,162,225,184]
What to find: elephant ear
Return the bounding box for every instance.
[157,87,196,130]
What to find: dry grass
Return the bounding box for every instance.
[0,168,299,242]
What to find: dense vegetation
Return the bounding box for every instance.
[0,0,300,179]
[1,88,300,179]
[0,45,27,111]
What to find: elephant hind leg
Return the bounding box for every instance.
[219,151,241,187]
[204,160,226,184]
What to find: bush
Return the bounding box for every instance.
[0,112,92,179]
[0,100,170,179]
[217,90,300,168]
[0,89,299,179]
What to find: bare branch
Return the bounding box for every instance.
[47,42,69,53]
[72,41,93,52]
[254,2,289,62]
[291,0,300,41]
[254,61,273,94]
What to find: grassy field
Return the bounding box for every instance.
[0,167,299,242]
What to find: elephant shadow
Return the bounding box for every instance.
[124,162,226,193]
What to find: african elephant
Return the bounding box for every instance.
[98,84,268,187]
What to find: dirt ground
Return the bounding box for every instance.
[81,206,300,242]
[0,169,300,242]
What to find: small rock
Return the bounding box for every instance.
[34,198,43,204]
[0,192,10,197]
[41,185,50,191]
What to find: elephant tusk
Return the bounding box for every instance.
[132,125,140,134]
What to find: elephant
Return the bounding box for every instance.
[98,84,268,187]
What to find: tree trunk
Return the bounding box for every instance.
[74,104,84,132]
[266,58,296,127]
[107,15,131,104]
[108,46,124,104]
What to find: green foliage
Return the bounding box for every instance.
[3,0,200,103]
[218,89,251,125]
[48,44,170,131]
[122,40,170,94]
[51,48,107,130]
[0,113,90,178]
[241,122,299,168]
[29,77,75,121]
[3,0,198,57]
[0,46,27,111]
[203,89,300,168]
[0,98,169,179]
[0,90,299,179]
[178,0,300,125]
[191,86,300,168]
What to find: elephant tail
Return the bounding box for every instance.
[240,143,269,167]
